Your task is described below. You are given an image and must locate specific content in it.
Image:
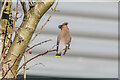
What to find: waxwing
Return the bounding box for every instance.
[56,22,71,57]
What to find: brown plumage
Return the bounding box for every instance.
[56,22,71,57]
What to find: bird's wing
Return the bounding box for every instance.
[64,30,71,44]
[57,31,63,52]
[57,30,67,53]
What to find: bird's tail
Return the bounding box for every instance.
[56,53,61,57]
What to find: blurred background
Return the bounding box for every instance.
[13,1,118,79]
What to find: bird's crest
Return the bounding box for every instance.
[62,22,68,26]
[58,22,68,29]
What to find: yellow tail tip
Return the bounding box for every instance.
[56,56,61,58]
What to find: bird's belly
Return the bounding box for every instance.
[58,40,66,53]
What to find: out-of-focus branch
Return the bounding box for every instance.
[8,63,15,78]
[28,1,33,8]
[1,0,18,58]
[0,0,7,19]
[29,2,32,7]
[3,60,11,64]
[12,14,23,20]
[17,62,44,75]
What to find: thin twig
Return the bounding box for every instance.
[8,63,15,78]
[12,14,23,20]
[26,63,45,70]
[0,0,7,19]
[3,60,11,64]
[26,39,52,52]
[51,45,57,49]
[1,54,20,80]
[17,63,44,75]
[16,49,56,74]
[28,0,60,45]
[28,0,33,8]
[29,2,32,7]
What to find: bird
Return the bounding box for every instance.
[56,22,71,57]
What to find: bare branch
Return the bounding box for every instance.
[29,2,32,7]
[17,62,44,75]
[12,14,23,20]
[3,60,11,64]
[26,39,52,52]
[26,63,45,70]
[8,63,15,78]
[28,0,33,8]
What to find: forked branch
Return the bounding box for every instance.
[19,0,28,14]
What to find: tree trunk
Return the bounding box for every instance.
[2,0,55,79]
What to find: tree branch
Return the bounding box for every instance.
[26,39,52,52]
[8,63,15,78]
[19,0,28,14]
[28,1,33,8]
[17,62,44,75]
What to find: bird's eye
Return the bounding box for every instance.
[58,25,61,28]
